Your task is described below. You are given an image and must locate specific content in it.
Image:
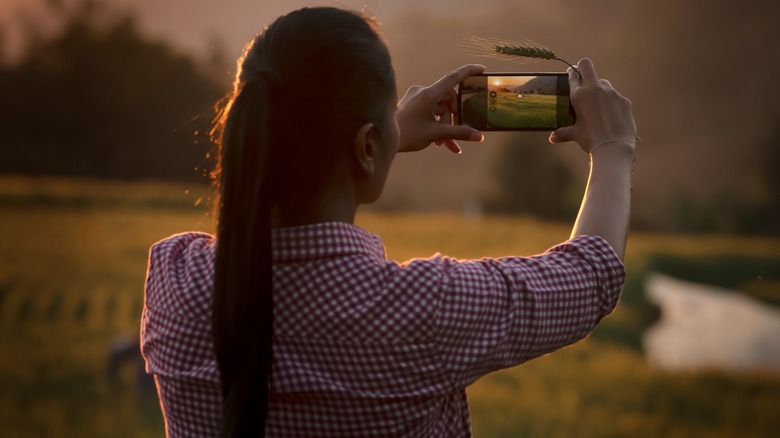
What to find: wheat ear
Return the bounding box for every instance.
[460,34,578,72]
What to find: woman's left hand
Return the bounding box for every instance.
[396,64,486,154]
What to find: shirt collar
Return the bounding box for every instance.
[271,222,386,262]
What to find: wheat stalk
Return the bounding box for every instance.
[460,34,578,72]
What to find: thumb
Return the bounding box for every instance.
[435,125,484,143]
[550,125,576,144]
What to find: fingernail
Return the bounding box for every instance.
[469,132,484,142]
[549,133,558,143]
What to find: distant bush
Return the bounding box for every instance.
[592,252,780,352]
[481,135,579,221]
[646,253,780,305]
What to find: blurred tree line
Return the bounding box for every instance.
[484,133,780,235]
[0,0,225,180]
[482,136,579,222]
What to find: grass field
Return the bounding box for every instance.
[1,176,779,437]
[489,93,557,129]
[464,92,572,129]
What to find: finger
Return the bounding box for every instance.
[568,66,581,92]
[442,139,462,154]
[576,58,598,86]
[436,89,458,114]
[430,64,486,95]
[599,78,613,88]
[550,125,576,144]
[439,108,453,125]
[437,87,457,101]
[434,101,451,117]
[434,124,484,143]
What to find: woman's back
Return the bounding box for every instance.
[142,223,623,437]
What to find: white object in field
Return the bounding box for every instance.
[517,94,523,98]
[643,273,780,374]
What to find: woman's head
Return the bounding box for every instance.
[216,7,398,211]
[211,7,396,437]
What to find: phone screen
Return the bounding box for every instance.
[458,73,574,131]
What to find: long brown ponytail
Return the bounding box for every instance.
[211,7,396,437]
[212,72,274,436]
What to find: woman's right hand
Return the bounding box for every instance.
[549,58,636,155]
[396,64,486,154]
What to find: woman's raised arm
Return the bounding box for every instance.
[551,58,637,260]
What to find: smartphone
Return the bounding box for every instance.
[457,73,575,131]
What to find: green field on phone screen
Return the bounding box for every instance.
[465,92,570,129]
[490,92,556,128]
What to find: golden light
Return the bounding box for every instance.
[492,79,502,87]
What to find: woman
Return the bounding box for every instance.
[141,6,636,437]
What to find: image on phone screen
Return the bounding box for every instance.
[459,74,574,131]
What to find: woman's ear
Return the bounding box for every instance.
[353,122,377,177]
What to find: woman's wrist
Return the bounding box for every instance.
[589,140,636,179]
[589,140,635,162]
[590,139,634,153]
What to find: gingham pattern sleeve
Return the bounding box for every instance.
[141,232,222,437]
[434,234,625,387]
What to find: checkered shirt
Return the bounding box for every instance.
[141,222,624,437]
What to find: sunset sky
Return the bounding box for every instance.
[0,0,513,61]
[491,76,533,88]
